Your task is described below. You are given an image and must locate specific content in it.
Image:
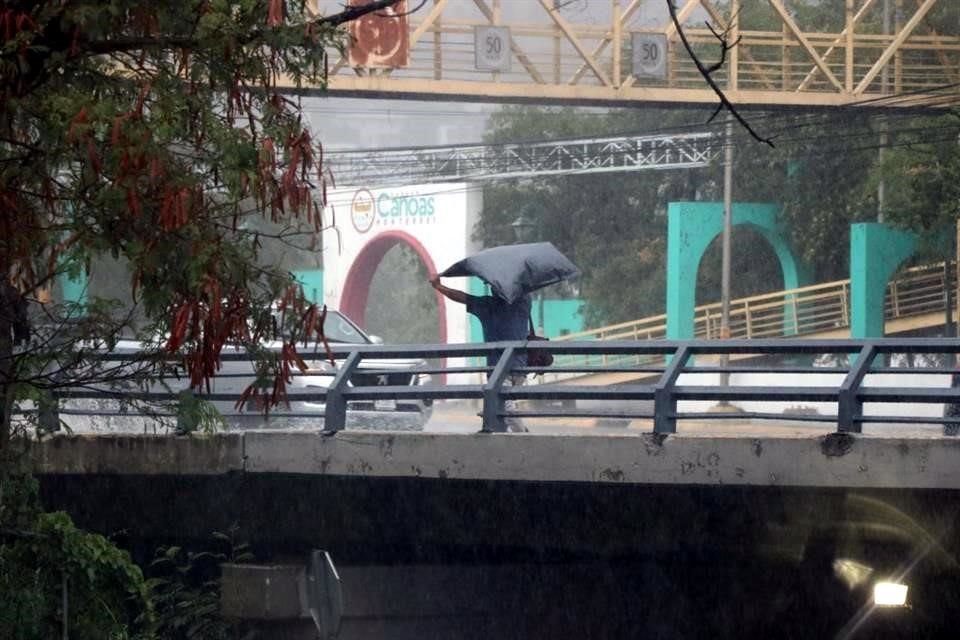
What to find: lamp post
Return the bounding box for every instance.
[511,212,545,333]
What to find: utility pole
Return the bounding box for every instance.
[718,118,734,397]
[877,0,892,222]
[947,222,957,337]
[718,0,739,395]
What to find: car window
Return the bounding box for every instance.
[323,311,370,344]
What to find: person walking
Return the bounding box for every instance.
[430,275,530,432]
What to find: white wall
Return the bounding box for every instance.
[322,182,483,384]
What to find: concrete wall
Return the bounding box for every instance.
[34,442,960,639]
[31,429,960,489]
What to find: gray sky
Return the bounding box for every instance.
[304,97,497,149]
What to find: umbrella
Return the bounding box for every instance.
[439,242,579,304]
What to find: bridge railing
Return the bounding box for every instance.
[27,338,960,436]
[553,262,955,371]
[321,3,960,106]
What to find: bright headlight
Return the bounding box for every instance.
[874,581,908,607]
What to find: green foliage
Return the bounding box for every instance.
[733,113,880,282]
[1,1,391,433]
[365,243,440,343]
[0,468,41,533]
[869,113,960,259]
[147,530,253,640]
[175,390,229,435]
[0,494,154,640]
[1,470,259,639]
[476,103,957,327]
[478,105,799,326]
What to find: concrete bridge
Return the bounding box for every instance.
[28,335,960,639]
[31,427,960,639]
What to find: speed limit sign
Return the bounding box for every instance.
[474,26,511,72]
[632,33,668,79]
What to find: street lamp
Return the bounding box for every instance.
[512,211,545,332]
[511,212,536,244]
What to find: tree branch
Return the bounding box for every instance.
[4,1,410,85]
[84,0,408,55]
[666,0,774,147]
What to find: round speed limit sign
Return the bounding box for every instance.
[474,26,511,72]
[632,33,667,79]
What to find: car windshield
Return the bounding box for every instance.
[322,310,370,344]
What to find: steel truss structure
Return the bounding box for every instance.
[304,0,960,109]
[326,131,719,185]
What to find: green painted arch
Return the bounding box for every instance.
[666,202,810,340]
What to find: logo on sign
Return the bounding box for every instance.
[348,0,409,68]
[350,189,376,233]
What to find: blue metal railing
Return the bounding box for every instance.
[29,338,960,434]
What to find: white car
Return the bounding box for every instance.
[282,310,434,428]
[63,310,433,432]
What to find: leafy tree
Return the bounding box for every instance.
[1,1,405,636]
[733,111,880,282]
[476,105,882,327]
[365,243,440,344]
[1,472,154,639]
[0,0,404,442]
[476,97,949,326]
[869,112,960,242]
[477,105,727,326]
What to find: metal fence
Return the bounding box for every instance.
[553,262,956,370]
[30,337,960,435]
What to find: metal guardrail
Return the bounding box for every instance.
[34,338,960,435]
[554,262,956,369]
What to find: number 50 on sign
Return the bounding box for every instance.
[474,26,511,72]
[632,33,667,80]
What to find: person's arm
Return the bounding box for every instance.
[430,276,468,305]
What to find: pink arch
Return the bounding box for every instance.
[340,230,448,344]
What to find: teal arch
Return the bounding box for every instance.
[60,272,88,308]
[849,223,918,338]
[666,202,810,340]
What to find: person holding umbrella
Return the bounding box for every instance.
[430,275,531,433]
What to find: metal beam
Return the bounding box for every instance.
[326,131,720,187]
[855,0,939,95]
[538,0,611,86]
[768,0,845,92]
[570,0,644,85]
[321,76,873,107]
[796,0,878,91]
